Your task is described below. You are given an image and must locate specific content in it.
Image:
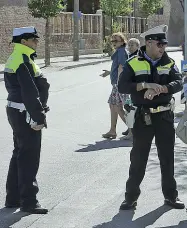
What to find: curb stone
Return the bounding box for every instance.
[0,59,111,82]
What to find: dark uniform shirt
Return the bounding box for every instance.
[118,46,182,108]
[4,43,50,125]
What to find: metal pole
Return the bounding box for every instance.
[185,0,187,60]
[110,0,113,34]
[73,0,79,61]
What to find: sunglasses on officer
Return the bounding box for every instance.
[150,40,167,48]
[156,42,167,48]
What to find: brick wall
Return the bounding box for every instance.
[0,0,175,63]
[0,6,103,63]
[147,0,170,29]
[0,0,28,7]
[0,6,45,63]
[49,12,103,57]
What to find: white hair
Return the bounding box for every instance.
[128,38,140,47]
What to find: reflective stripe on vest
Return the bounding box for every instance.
[135,70,151,76]
[128,56,174,76]
[4,68,14,73]
[157,61,174,75]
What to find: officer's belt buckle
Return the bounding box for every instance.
[149,106,171,113]
[150,107,160,113]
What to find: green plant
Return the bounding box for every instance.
[100,0,133,17]
[28,0,65,66]
[103,22,126,56]
[100,0,133,33]
[139,0,163,18]
[112,21,122,33]
[103,36,113,56]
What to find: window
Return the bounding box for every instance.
[156,7,164,15]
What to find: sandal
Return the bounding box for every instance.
[102,133,117,139]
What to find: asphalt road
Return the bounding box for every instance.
[0,51,187,228]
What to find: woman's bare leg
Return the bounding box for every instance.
[103,104,118,137]
[115,104,133,138]
[115,104,126,123]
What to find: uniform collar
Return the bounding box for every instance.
[129,49,139,58]
[14,43,36,57]
[144,52,160,66]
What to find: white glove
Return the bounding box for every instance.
[31,124,44,131]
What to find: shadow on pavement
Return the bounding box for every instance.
[75,139,133,152]
[0,207,29,228]
[146,142,187,193]
[174,117,181,124]
[174,111,184,123]
[157,219,187,228]
[93,205,171,228]
[173,143,187,193]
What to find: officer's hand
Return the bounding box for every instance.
[144,89,157,100]
[100,70,110,77]
[31,124,44,131]
[145,83,165,94]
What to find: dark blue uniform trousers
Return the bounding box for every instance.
[125,109,178,202]
[6,107,41,207]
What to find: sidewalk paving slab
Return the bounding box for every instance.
[0,54,111,82]
[0,47,182,80]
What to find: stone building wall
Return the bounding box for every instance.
[0,3,103,63]
[167,0,184,46]
[0,0,180,63]
[0,5,45,63]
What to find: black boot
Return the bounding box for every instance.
[5,201,20,208]
[164,198,185,209]
[20,203,48,214]
[120,200,137,210]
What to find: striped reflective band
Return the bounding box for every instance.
[157,69,170,75]
[135,70,151,76]
[4,68,14,73]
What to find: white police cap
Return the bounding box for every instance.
[140,24,168,43]
[12,26,39,38]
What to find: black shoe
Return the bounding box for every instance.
[120,200,137,210]
[164,198,185,209]
[20,203,48,214]
[122,129,129,136]
[5,202,20,208]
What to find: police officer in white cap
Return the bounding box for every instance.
[118,25,185,210]
[4,27,50,214]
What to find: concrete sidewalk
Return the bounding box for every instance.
[0,54,111,81]
[0,47,182,81]
[166,46,182,52]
